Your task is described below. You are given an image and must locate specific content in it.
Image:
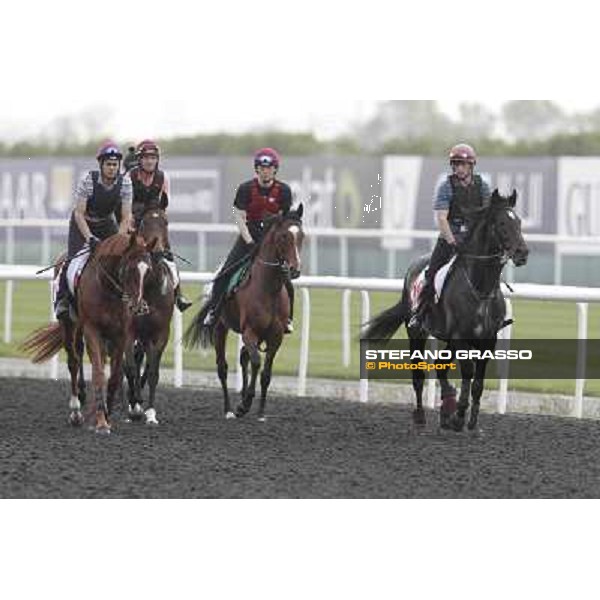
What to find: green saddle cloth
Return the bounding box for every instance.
[226,259,252,295]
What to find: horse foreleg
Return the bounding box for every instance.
[84,326,110,434]
[65,322,83,426]
[214,322,233,418]
[240,345,250,403]
[144,343,163,425]
[469,358,490,431]
[258,339,281,422]
[124,340,143,421]
[452,357,475,432]
[437,346,457,430]
[76,329,86,407]
[107,339,125,420]
[236,332,260,418]
[410,336,427,427]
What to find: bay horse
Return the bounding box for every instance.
[362,190,529,432]
[185,205,305,421]
[124,204,175,425]
[21,232,153,434]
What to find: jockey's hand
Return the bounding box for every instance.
[452,239,465,253]
[162,249,174,261]
[87,235,100,252]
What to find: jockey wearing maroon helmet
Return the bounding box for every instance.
[408,142,492,332]
[203,147,296,332]
[54,141,134,320]
[129,138,192,312]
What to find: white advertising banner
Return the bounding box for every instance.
[557,158,600,254]
[381,156,423,250]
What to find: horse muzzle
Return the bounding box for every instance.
[289,267,301,280]
[512,247,529,267]
[123,294,150,316]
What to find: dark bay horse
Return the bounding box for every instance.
[124,205,175,425]
[363,190,529,432]
[22,232,153,434]
[185,205,305,421]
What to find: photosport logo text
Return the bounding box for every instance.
[355,340,594,381]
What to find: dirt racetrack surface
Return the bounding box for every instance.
[1,377,600,498]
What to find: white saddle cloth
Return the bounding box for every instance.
[66,245,93,296]
[409,256,457,311]
[163,258,179,289]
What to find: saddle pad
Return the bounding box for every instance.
[66,246,92,296]
[227,260,251,295]
[163,257,179,288]
[409,256,457,310]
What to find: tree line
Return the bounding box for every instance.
[4,101,600,157]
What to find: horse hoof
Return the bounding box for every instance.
[68,410,84,427]
[412,408,426,427]
[468,425,483,437]
[225,411,236,420]
[450,415,465,432]
[235,406,248,418]
[95,425,111,435]
[257,415,266,423]
[439,413,453,430]
[145,408,159,425]
[129,403,144,422]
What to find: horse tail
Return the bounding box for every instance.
[20,322,64,363]
[184,301,214,349]
[361,298,409,340]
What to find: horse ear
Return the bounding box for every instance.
[296,203,304,219]
[491,189,500,202]
[509,190,517,207]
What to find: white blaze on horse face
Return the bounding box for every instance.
[507,210,516,220]
[288,225,302,270]
[137,261,149,303]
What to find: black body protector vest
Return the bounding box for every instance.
[448,174,484,229]
[130,167,168,227]
[86,171,123,238]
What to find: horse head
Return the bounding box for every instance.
[489,190,529,266]
[260,204,305,279]
[119,232,154,315]
[138,203,170,253]
[462,191,528,267]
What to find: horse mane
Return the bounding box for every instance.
[94,233,137,257]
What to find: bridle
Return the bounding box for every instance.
[258,217,303,278]
[94,248,151,315]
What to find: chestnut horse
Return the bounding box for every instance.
[124,205,175,425]
[22,232,153,434]
[185,205,304,421]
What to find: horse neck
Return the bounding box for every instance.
[254,233,285,294]
[461,215,504,297]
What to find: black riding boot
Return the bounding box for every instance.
[175,285,192,312]
[203,236,253,327]
[408,274,435,331]
[203,274,230,327]
[54,263,70,321]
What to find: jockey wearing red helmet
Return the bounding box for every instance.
[128,139,191,312]
[203,147,296,332]
[408,142,492,331]
[54,141,134,320]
